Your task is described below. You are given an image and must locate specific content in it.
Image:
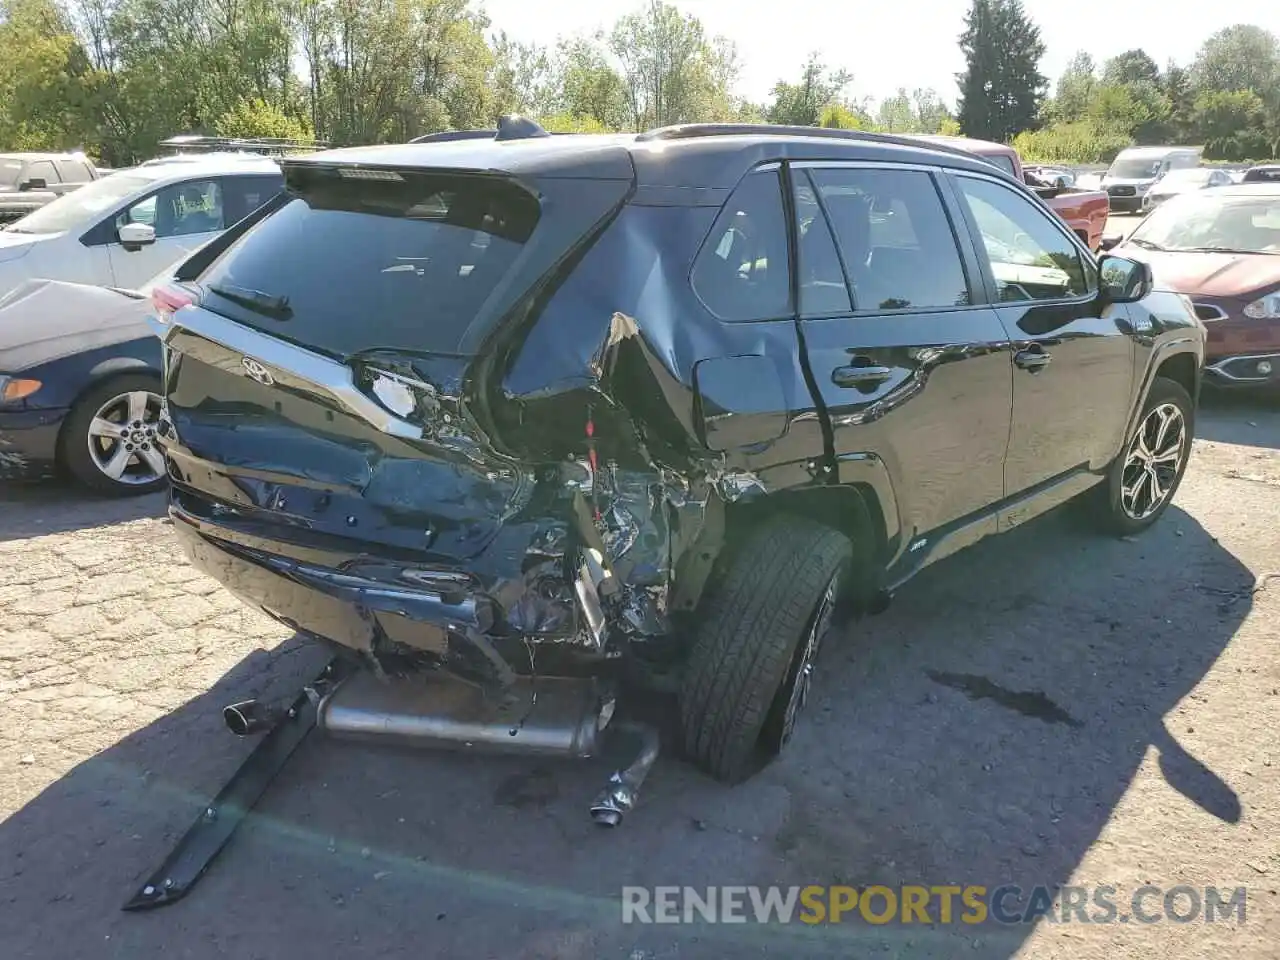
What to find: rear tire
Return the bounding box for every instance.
[59,373,167,497]
[679,516,852,783]
[1092,376,1193,536]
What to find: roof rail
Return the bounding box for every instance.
[636,123,996,168]
[409,130,497,144]
[158,134,329,156]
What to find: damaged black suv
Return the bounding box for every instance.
[150,120,1204,816]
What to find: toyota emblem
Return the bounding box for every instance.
[241,356,275,386]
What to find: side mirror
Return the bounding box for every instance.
[1099,254,1153,304]
[1098,235,1123,252]
[118,222,157,251]
[18,178,47,192]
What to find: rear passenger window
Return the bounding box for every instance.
[57,159,91,183]
[810,168,970,311]
[793,174,851,317]
[692,169,792,321]
[955,176,1092,302]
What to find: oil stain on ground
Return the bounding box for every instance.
[926,670,1084,728]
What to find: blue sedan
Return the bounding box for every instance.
[0,279,163,495]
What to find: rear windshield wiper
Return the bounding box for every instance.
[208,282,293,320]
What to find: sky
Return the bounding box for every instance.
[477,0,1280,107]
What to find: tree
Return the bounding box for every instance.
[216,97,312,140]
[818,103,865,130]
[956,0,1046,142]
[1046,51,1096,124]
[551,35,629,130]
[766,53,850,127]
[876,88,914,132]
[1102,49,1160,88]
[0,0,97,152]
[1163,62,1196,141]
[489,31,554,121]
[911,88,953,134]
[1192,25,1280,97]
[608,0,738,130]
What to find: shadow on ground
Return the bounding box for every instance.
[0,503,1252,959]
[1197,390,1280,450]
[0,480,165,542]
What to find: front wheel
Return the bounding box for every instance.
[59,373,168,496]
[679,516,852,783]
[1094,376,1194,535]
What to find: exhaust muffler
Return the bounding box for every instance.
[305,669,660,824]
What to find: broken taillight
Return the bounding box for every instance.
[150,284,197,327]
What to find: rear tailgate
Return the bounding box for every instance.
[160,156,633,561]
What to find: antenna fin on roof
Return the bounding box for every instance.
[495,115,550,141]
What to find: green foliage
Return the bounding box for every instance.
[956,0,1047,141]
[818,104,865,130]
[216,99,313,141]
[1011,121,1133,163]
[767,54,851,127]
[536,112,614,134]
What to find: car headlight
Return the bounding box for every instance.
[0,375,42,403]
[1244,293,1280,319]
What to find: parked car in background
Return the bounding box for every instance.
[0,152,101,225]
[0,278,164,493]
[1026,165,1075,188]
[1242,165,1280,184]
[0,155,283,299]
[1143,167,1234,211]
[1102,146,1202,212]
[147,121,1202,804]
[1111,183,1280,390]
[910,135,1109,249]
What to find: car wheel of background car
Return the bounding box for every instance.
[1093,376,1194,536]
[679,515,852,783]
[59,373,168,496]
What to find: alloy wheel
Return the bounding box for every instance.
[777,570,841,747]
[86,390,166,487]
[1120,402,1186,521]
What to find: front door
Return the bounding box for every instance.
[794,162,1014,553]
[106,177,227,287]
[949,172,1134,508]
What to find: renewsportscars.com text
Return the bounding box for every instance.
[620,885,1248,925]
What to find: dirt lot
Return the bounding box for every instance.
[3,385,1280,954]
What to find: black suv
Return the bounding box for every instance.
[149,120,1204,814]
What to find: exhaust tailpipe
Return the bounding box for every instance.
[590,721,661,827]
[222,699,284,736]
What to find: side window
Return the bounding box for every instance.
[117,179,225,239]
[811,167,970,312]
[222,175,284,224]
[56,159,91,183]
[692,169,791,321]
[26,160,58,184]
[955,176,1092,303]
[792,173,851,317]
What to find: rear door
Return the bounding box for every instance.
[793,161,1013,555]
[948,170,1134,519]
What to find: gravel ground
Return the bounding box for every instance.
[3,332,1279,955]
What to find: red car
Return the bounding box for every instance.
[1111,183,1280,389]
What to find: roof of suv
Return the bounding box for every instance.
[284,124,1021,191]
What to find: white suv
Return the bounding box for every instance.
[0,153,283,298]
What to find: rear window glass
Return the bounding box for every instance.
[199,168,539,357]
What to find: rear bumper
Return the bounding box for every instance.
[169,495,603,688]
[0,407,67,479]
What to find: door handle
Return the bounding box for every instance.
[832,362,893,388]
[1014,347,1052,372]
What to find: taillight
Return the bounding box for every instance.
[151,284,196,327]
